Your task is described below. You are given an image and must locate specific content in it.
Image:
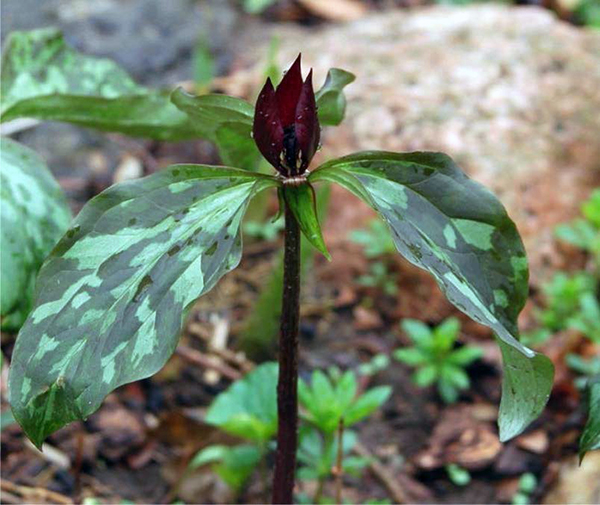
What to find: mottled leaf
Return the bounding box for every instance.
[170,88,254,139]
[1,138,71,330]
[310,151,554,439]
[8,166,277,448]
[283,182,330,259]
[205,362,278,443]
[580,375,600,462]
[497,340,553,441]
[0,29,197,140]
[315,68,355,126]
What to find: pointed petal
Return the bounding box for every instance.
[253,78,284,169]
[276,54,303,126]
[295,69,320,170]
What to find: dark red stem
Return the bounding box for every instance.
[272,203,301,504]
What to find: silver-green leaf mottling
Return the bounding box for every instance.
[1,138,71,330]
[579,375,600,462]
[8,166,277,448]
[310,151,554,439]
[0,29,198,140]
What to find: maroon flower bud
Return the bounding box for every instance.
[253,54,320,178]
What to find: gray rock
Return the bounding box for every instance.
[235,5,600,281]
[2,0,241,86]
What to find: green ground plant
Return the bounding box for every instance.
[3,29,559,502]
[356,261,399,296]
[511,472,537,505]
[193,363,390,501]
[394,318,483,403]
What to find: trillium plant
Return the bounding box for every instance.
[7,49,556,504]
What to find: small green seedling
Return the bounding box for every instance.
[243,216,285,241]
[349,219,397,258]
[511,473,537,505]
[189,444,262,493]
[356,261,398,296]
[296,427,369,483]
[299,368,392,435]
[394,318,483,403]
[204,362,278,443]
[191,363,278,494]
[566,354,600,389]
[297,367,388,503]
[537,272,597,335]
[555,189,600,270]
[445,463,471,486]
[357,354,391,376]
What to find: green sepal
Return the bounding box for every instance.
[315,68,356,126]
[282,182,331,260]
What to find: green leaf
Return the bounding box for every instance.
[205,362,279,443]
[344,386,392,426]
[170,88,260,168]
[315,68,355,126]
[498,340,554,441]
[413,365,438,387]
[434,317,460,351]
[1,138,71,330]
[437,378,459,403]
[190,444,261,491]
[393,348,428,366]
[441,365,470,389]
[448,346,483,366]
[0,29,196,141]
[8,166,277,448]
[446,463,471,486]
[401,319,432,345]
[331,371,359,417]
[310,151,554,438]
[244,0,277,14]
[579,375,600,462]
[215,121,262,170]
[283,182,330,259]
[170,88,254,135]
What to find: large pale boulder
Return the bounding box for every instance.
[235,5,600,281]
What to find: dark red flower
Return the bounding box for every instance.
[253,54,320,178]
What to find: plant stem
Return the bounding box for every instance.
[334,419,345,504]
[272,203,301,504]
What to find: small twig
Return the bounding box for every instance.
[25,440,70,469]
[175,345,241,381]
[333,419,345,504]
[353,441,407,504]
[0,479,73,504]
[188,322,255,373]
[203,314,230,384]
[107,135,159,174]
